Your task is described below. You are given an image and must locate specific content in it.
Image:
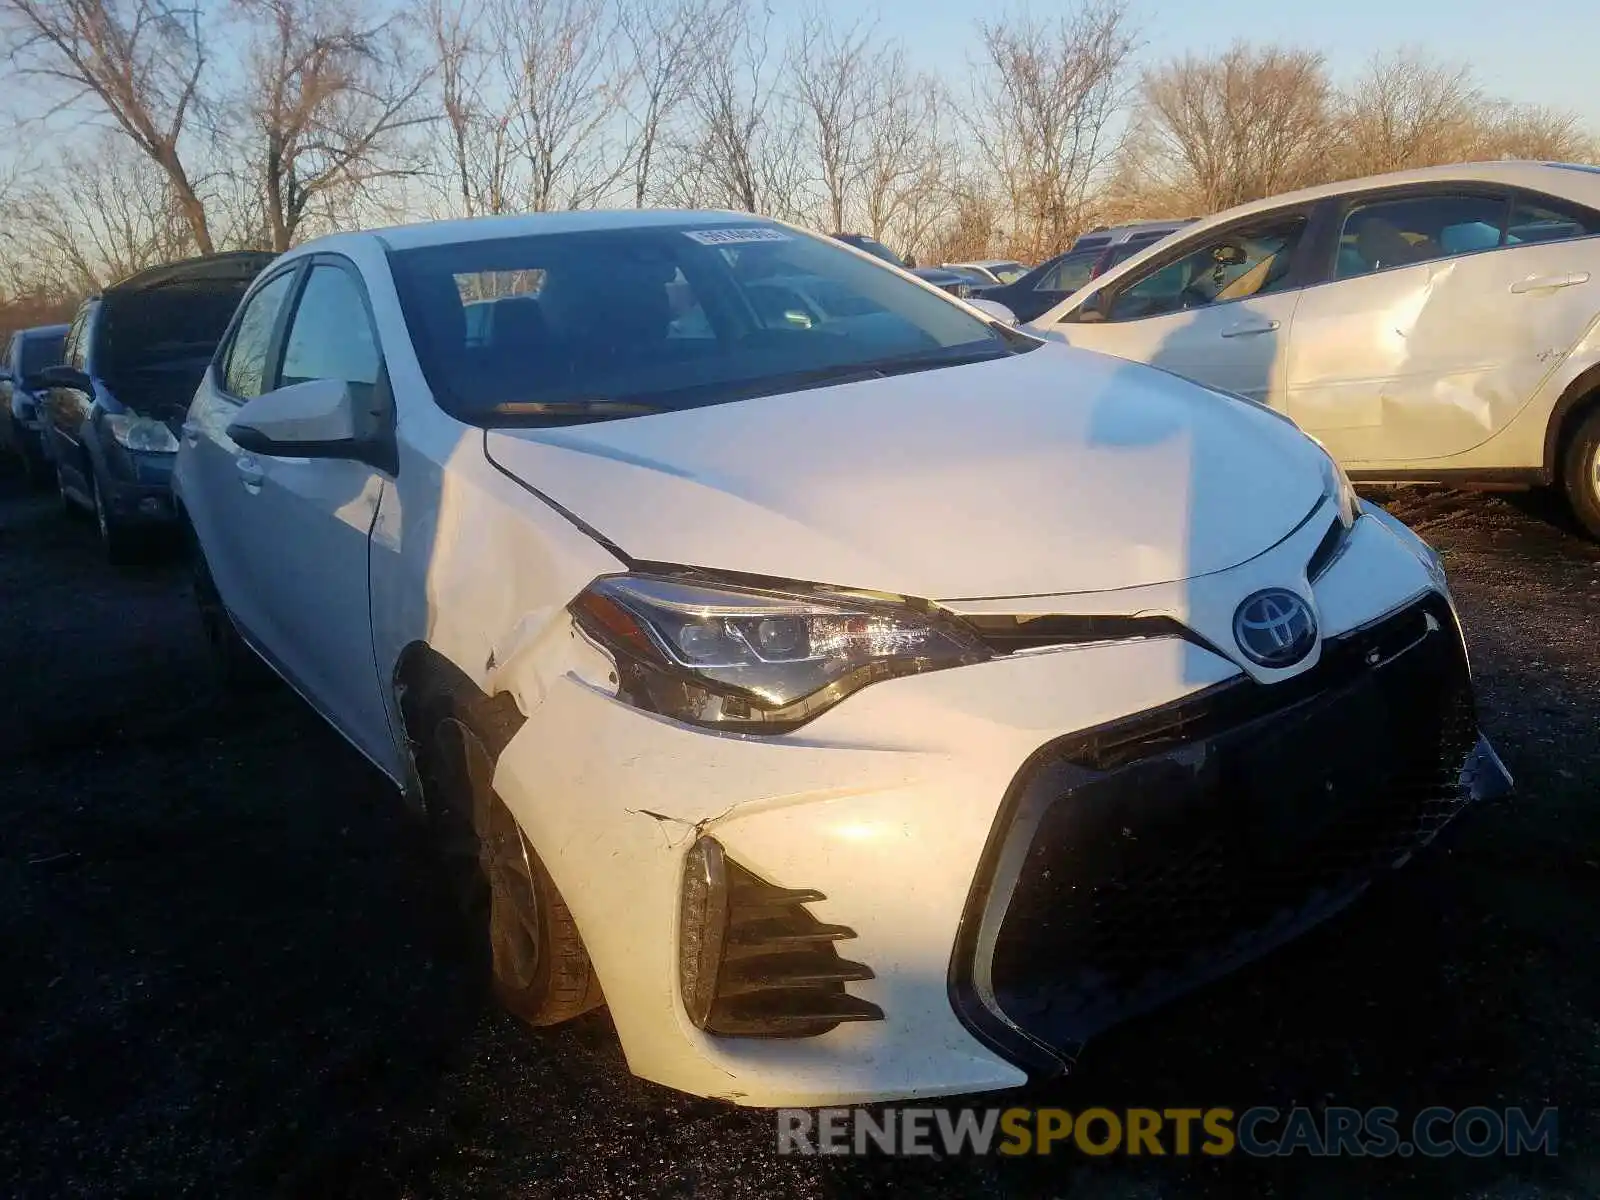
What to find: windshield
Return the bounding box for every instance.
[388,223,1028,425]
[20,331,64,377]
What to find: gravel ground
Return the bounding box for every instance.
[1,476,1597,1199]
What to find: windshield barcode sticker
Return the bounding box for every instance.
[683,227,791,246]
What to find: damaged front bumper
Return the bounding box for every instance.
[485,519,1510,1107]
[951,593,1512,1076]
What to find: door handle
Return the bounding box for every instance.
[181,419,201,445]
[1510,271,1589,293]
[235,455,265,490]
[1220,319,1281,338]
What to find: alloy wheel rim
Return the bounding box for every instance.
[441,719,542,990]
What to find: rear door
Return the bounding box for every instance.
[1285,186,1600,465]
[227,258,397,774]
[1046,210,1315,406]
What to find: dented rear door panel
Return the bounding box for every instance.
[1287,240,1600,466]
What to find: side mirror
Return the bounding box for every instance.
[227,377,392,470]
[967,297,1017,324]
[38,364,91,391]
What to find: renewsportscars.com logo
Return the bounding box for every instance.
[776,1106,1560,1158]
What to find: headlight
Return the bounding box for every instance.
[1313,441,1361,529]
[105,414,179,453]
[569,574,990,732]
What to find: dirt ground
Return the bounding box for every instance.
[1,475,1597,1199]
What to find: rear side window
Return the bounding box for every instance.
[278,265,382,401]
[1335,194,1508,279]
[223,272,296,399]
[1506,195,1600,245]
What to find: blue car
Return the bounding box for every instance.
[0,323,69,486]
[39,252,275,560]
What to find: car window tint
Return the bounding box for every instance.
[1035,253,1096,293]
[1335,194,1508,279]
[388,224,1010,421]
[1506,196,1600,245]
[1107,217,1306,321]
[224,272,296,398]
[279,266,381,399]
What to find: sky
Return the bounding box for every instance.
[855,0,1599,127]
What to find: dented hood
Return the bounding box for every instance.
[483,343,1329,600]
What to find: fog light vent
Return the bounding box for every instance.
[679,836,883,1038]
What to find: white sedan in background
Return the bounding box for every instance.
[174,210,1510,1106]
[1030,161,1600,538]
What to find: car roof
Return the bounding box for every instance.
[1150,162,1600,246]
[299,209,781,258]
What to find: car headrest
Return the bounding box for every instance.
[1355,217,1423,272]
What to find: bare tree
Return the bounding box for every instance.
[2,0,216,250]
[1473,102,1594,162]
[789,7,882,231]
[1139,42,1332,213]
[1335,51,1481,177]
[233,0,431,251]
[5,134,195,293]
[671,1,805,216]
[617,0,731,208]
[494,0,629,211]
[427,0,518,216]
[968,2,1136,260]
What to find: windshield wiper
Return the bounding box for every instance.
[484,398,665,420]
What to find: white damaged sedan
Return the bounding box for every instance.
[174,210,1511,1107]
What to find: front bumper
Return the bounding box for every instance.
[488,513,1509,1106]
[952,593,1511,1074]
[100,450,178,524]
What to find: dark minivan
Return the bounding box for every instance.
[40,252,275,560]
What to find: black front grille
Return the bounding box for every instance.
[951,594,1482,1070]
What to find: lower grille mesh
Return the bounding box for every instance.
[969,594,1481,1056]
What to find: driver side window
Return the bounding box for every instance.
[1105,217,1307,322]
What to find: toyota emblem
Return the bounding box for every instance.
[1232,588,1317,668]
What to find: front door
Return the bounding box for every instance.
[1051,213,1312,407]
[227,260,397,777]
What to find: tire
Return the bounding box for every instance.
[189,542,272,692]
[90,473,140,564]
[55,461,77,514]
[1562,405,1600,541]
[404,672,602,1027]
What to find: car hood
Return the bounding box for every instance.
[483,343,1329,601]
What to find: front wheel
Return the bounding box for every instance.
[1562,406,1600,541]
[90,473,139,563]
[408,677,602,1027]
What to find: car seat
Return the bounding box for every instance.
[1355,217,1428,272]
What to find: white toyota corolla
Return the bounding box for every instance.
[174,210,1511,1107]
